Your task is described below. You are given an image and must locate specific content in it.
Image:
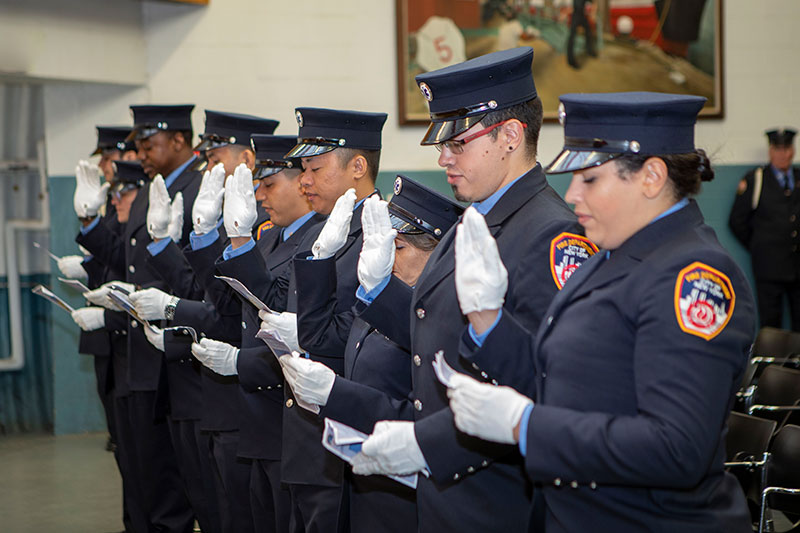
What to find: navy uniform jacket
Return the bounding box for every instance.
[729,164,800,282]
[360,166,587,533]
[467,201,754,533]
[77,167,201,392]
[216,213,324,460]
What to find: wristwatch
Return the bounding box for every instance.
[164,296,180,321]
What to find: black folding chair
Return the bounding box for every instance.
[725,412,777,522]
[748,366,800,425]
[759,425,800,532]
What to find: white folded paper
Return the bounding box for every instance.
[31,284,75,314]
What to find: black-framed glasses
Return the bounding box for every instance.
[434,120,526,155]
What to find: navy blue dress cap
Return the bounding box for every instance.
[415,47,537,145]
[194,110,279,152]
[127,104,195,141]
[250,134,302,179]
[766,128,797,147]
[285,107,388,158]
[93,126,135,156]
[388,175,464,239]
[545,92,706,174]
[110,160,147,193]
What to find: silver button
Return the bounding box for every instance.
[416,308,426,319]
[570,481,578,489]
[590,481,597,490]
[467,466,475,473]
[481,460,489,467]
[286,399,294,408]
[130,237,136,246]
[480,371,488,379]
[257,386,263,391]
[453,473,460,481]
[277,384,282,388]
[541,372,547,379]
[554,478,562,487]
[547,315,553,325]
[491,379,498,386]
[355,341,360,350]
[267,386,272,390]
[414,399,423,411]
[413,355,421,366]
[242,321,247,329]
[131,320,138,328]
[128,265,135,273]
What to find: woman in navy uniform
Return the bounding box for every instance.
[280,175,464,533]
[446,92,756,533]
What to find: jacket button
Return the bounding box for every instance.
[554,478,562,487]
[130,237,136,246]
[453,473,460,481]
[491,379,498,386]
[590,481,597,490]
[413,354,421,366]
[131,320,138,328]
[242,321,247,329]
[472,362,479,370]
[481,460,489,467]
[267,386,272,390]
[416,308,426,319]
[414,399,423,411]
[128,265,135,273]
[570,481,579,489]
[257,386,263,391]
[480,371,488,379]
[277,384,282,388]
[467,466,475,473]
[285,399,294,408]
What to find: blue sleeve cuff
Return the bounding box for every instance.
[79,216,100,235]
[355,276,390,305]
[467,308,503,347]
[518,403,534,457]
[222,238,256,261]
[146,238,171,256]
[190,227,219,250]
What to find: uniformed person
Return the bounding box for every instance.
[729,127,800,330]
[349,47,591,533]
[193,133,325,532]
[281,175,464,533]
[446,92,756,533]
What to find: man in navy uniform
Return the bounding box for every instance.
[730,128,800,330]
[349,47,592,533]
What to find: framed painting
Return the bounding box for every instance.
[396,0,723,124]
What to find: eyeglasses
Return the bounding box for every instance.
[434,119,526,155]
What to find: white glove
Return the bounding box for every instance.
[167,191,183,243]
[147,175,172,240]
[191,338,239,376]
[312,188,356,259]
[455,206,508,315]
[258,310,301,353]
[351,421,427,476]
[128,287,174,321]
[71,307,105,331]
[192,163,226,235]
[447,372,533,445]
[223,163,257,238]
[85,281,135,311]
[358,196,397,292]
[144,325,165,352]
[279,355,335,406]
[57,255,88,280]
[73,160,110,218]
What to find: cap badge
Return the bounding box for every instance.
[488,100,498,109]
[157,121,168,129]
[558,103,566,126]
[229,136,236,144]
[394,176,403,195]
[629,140,641,153]
[419,82,433,102]
[295,111,304,127]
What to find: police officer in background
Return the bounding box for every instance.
[349,47,590,533]
[729,128,800,330]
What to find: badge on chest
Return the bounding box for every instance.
[549,232,599,290]
[674,262,735,341]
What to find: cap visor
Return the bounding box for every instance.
[193,138,215,152]
[125,126,159,142]
[254,166,282,179]
[284,143,336,159]
[388,212,425,235]
[420,115,486,145]
[544,148,622,174]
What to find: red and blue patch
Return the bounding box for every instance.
[674,262,735,341]
[549,232,598,289]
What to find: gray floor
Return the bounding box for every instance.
[0,432,122,533]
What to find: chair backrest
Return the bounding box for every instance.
[753,327,792,358]
[726,411,777,462]
[755,366,800,410]
[784,331,800,358]
[765,424,800,513]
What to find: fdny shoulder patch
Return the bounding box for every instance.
[256,220,274,241]
[549,232,598,289]
[674,261,736,341]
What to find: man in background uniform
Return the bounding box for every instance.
[729,128,800,330]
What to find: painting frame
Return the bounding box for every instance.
[396,0,724,125]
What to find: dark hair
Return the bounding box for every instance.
[397,232,438,252]
[172,130,194,148]
[614,149,714,199]
[335,147,381,182]
[479,97,543,160]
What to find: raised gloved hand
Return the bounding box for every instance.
[144,325,165,352]
[73,160,110,218]
[192,163,226,235]
[223,163,257,238]
[167,192,183,243]
[191,338,239,375]
[351,421,427,476]
[455,206,508,315]
[357,196,397,293]
[57,255,88,280]
[147,175,171,240]
[258,310,301,353]
[71,307,105,331]
[312,188,356,259]
[279,355,335,406]
[128,287,174,321]
[85,281,135,311]
[447,372,533,445]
